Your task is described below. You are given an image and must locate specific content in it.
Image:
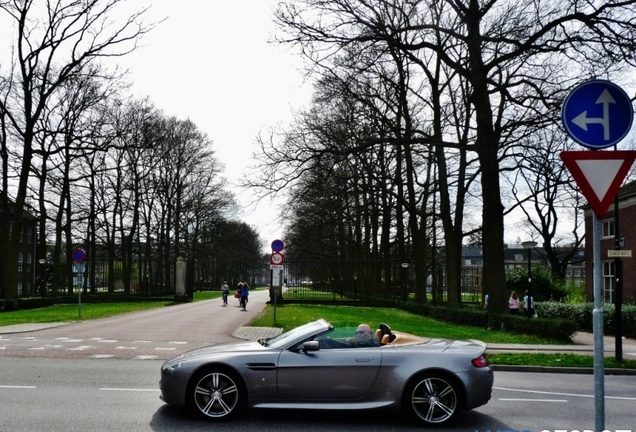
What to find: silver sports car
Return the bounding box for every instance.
[159,319,493,426]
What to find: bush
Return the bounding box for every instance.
[506,267,567,302]
[536,301,636,339]
[400,301,574,341]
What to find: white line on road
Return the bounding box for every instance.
[0,385,36,389]
[99,388,160,392]
[499,398,567,402]
[494,386,636,401]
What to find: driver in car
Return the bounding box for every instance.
[351,324,379,347]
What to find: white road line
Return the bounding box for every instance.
[67,345,94,351]
[133,355,158,360]
[155,347,176,351]
[0,385,36,389]
[89,354,115,359]
[168,341,187,344]
[494,386,636,401]
[99,388,160,392]
[116,346,138,350]
[499,398,567,402]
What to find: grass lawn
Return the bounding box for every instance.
[2,294,635,370]
[250,303,564,344]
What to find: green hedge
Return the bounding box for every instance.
[401,302,576,342]
[536,301,636,339]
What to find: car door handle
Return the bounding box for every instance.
[355,358,372,362]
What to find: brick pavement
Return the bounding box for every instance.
[0,289,280,360]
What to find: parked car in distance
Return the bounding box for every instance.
[159,319,493,426]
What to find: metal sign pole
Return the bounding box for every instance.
[592,214,605,430]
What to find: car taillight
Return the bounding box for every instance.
[471,354,489,368]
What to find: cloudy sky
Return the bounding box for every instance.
[116,0,313,251]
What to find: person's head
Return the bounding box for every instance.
[355,324,373,342]
[238,282,243,288]
[511,291,518,300]
[223,280,227,284]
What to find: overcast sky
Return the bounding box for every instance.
[115,0,312,251]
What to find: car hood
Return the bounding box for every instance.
[163,340,268,365]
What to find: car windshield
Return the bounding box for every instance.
[264,320,330,349]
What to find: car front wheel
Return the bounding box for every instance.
[404,373,461,425]
[188,368,244,420]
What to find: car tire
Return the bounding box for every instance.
[403,372,462,426]
[187,367,245,420]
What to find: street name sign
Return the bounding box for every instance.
[608,250,632,258]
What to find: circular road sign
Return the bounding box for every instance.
[72,248,86,263]
[562,80,634,149]
[271,239,285,252]
[270,252,284,266]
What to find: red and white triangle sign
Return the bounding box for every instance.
[560,151,636,218]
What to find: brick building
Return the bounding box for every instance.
[584,180,636,303]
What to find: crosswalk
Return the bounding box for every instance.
[0,335,195,360]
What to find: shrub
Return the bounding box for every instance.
[506,267,567,302]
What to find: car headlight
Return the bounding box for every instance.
[161,362,182,374]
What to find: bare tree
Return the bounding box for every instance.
[0,0,154,299]
[272,0,636,315]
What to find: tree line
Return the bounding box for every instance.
[0,0,261,300]
[246,0,636,315]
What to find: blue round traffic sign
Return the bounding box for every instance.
[72,248,86,263]
[562,80,633,149]
[271,239,285,252]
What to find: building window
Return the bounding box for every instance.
[27,226,33,243]
[514,254,523,261]
[602,261,615,303]
[18,252,23,272]
[602,219,615,238]
[573,269,581,277]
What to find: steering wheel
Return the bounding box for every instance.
[379,323,396,344]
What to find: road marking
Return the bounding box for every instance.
[67,345,94,351]
[97,340,118,343]
[499,398,567,402]
[133,355,158,360]
[134,340,152,343]
[90,354,115,359]
[495,386,636,401]
[99,388,160,392]
[116,346,138,350]
[0,385,36,389]
[155,347,176,351]
[169,341,187,344]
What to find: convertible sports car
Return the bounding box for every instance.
[159,319,493,426]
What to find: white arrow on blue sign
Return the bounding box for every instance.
[561,80,633,149]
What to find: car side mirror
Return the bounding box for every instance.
[299,340,319,352]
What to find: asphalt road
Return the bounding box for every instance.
[1,358,635,432]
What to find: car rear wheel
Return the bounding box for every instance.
[188,368,244,420]
[403,373,461,426]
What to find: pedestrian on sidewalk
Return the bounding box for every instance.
[524,290,535,318]
[221,280,229,306]
[508,291,520,314]
[240,282,249,311]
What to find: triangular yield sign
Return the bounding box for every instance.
[560,151,636,218]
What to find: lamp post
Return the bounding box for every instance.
[401,263,409,303]
[521,241,537,317]
[38,258,47,300]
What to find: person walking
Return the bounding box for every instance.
[508,291,520,314]
[524,290,535,318]
[240,282,249,311]
[220,280,229,306]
